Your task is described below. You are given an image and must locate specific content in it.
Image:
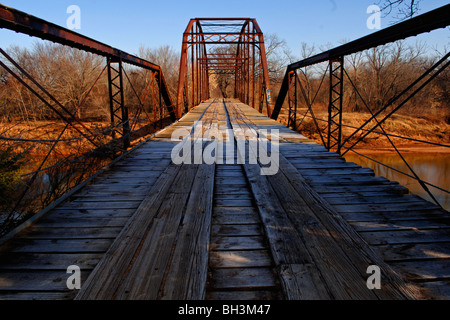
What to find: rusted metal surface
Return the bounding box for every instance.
[176,18,273,118]
[271,4,450,209]
[272,4,450,121]
[0,4,178,233]
[0,4,176,122]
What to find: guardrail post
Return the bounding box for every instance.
[287,71,298,129]
[327,57,344,154]
[107,56,130,150]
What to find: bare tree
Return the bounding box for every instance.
[378,0,422,20]
[264,33,292,83]
[138,45,180,99]
[343,40,432,115]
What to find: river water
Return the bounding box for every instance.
[344,152,450,212]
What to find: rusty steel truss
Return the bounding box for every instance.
[272,4,450,208]
[0,4,177,149]
[0,4,179,230]
[177,18,274,118]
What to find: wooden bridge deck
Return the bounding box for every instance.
[0,99,449,300]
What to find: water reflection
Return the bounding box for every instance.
[344,152,450,212]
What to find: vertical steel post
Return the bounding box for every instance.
[287,71,298,129]
[107,56,130,150]
[246,25,250,105]
[252,29,256,109]
[327,57,344,154]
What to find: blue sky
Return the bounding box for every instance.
[1,0,449,58]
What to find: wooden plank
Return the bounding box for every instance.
[98,172,162,180]
[260,166,383,300]
[212,213,260,225]
[361,229,450,246]
[377,243,450,261]
[299,168,375,176]
[217,165,244,170]
[211,224,262,237]
[0,253,100,270]
[32,217,129,228]
[333,202,441,213]
[209,250,273,268]
[214,194,253,200]
[0,270,89,291]
[97,177,158,184]
[81,185,152,193]
[340,209,447,223]
[414,281,450,300]
[279,264,332,300]
[58,201,142,210]
[72,195,147,202]
[321,191,413,198]
[206,290,281,300]
[288,159,348,166]
[111,165,169,171]
[216,171,245,177]
[113,158,171,165]
[215,185,251,194]
[209,268,277,290]
[215,176,248,185]
[283,152,341,158]
[304,176,393,186]
[0,292,75,300]
[88,178,157,185]
[210,236,267,251]
[214,199,254,207]
[390,260,450,281]
[227,104,332,300]
[1,239,112,254]
[74,188,149,196]
[160,163,216,300]
[19,227,123,240]
[315,184,409,194]
[351,219,450,232]
[213,207,259,216]
[48,209,136,218]
[104,104,220,300]
[75,163,185,300]
[228,101,416,300]
[324,195,425,205]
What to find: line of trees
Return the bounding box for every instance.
[285,40,449,122]
[1,37,447,126]
[0,42,181,124]
[0,43,107,122]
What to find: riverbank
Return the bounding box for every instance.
[352,144,450,155]
[278,110,450,155]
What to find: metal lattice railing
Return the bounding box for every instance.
[272,4,450,210]
[0,5,177,236]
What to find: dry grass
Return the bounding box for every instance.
[278,107,450,153]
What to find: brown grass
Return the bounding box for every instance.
[278,108,450,154]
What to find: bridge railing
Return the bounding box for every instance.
[0,5,177,236]
[272,4,450,210]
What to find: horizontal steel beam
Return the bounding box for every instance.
[194,18,251,21]
[200,24,246,27]
[0,4,177,121]
[187,41,262,45]
[0,4,160,71]
[272,4,450,121]
[288,4,450,70]
[199,57,247,60]
[188,32,259,35]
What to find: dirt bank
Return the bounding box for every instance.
[278,111,450,155]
